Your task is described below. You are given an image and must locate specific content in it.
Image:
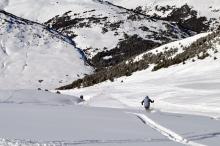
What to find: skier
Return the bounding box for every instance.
[78,95,85,103]
[141,96,154,110]
[80,95,84,100]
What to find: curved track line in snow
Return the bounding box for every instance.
[131,113,206,146]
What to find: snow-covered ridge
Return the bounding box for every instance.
[134,32,211,62]
[107,0,220,20]
[136,31,219,71]
[106,0,220,32]
[45,0,191,68]
[0,10,93,89]
[1,0,219,69]
[2,0,220,32]
[0,0,191,68]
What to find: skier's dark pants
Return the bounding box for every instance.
[144,106,150,110]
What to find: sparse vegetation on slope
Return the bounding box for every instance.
[58,31,220,90]
[90,34,160,68]
[45,1,191,68]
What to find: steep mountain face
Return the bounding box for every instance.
[0,0,191,68]
[58,31,220,89]
[0,10,93,89]
[45,0,191,68]
[107,0,220,33]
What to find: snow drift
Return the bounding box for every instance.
[0,10,93,89]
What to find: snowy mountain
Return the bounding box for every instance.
[58,30,220,89]
[44,0,191,68]
[107,0,220,33]
[2,0,220,33]
[0,1,220,146]
[60,31,220,118]
[0,10,93,89]
[0,0,192,68]
[1,0,220,69]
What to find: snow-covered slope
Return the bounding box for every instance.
[133,32,211,62]
[45,0,191,67]
[1,1,220,146]
[0,0,86,23]
[0,0,191,68]
[107,0,220,32]
[60,31,220,118]
[1,0,219,68]
[0,90,82,106]
[1,90,220,146]
[58,31,219,89]
[2,0,220,32]
[107,0,220,21]
[0,10,93,89]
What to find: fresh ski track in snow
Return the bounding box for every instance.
[1,89,220,145]
[132,113,205,146]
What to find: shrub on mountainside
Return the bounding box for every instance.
[152,31,220,71]
[90,34,160,68]
[58,59,150,89]
[58,31,220,90]
[197,52,210,60]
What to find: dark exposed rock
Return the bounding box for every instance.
[127,13,142,21]
[150,4,213,33]
[46,14,108,31]
[166,5,209,33]
[155,5,175,14]
[139,26,149,31]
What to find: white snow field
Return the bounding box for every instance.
[0,11,93,89]
[0,90,220,146]
[0,90,186,146]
